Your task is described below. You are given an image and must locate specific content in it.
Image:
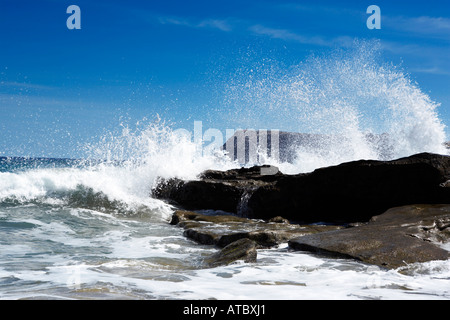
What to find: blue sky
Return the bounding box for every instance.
[0,0,449,157]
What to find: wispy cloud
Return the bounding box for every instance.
[276,3,360,16]
[157,16,233,32]
[384,15,450,40]
[409,66,450,76]
[157,14,356,49]
[249,24,324,45]
[197,19,233,32]
[248,24,353,48]
[153,4,354,49]
[278,2,450,40]
[380,40,450,76]
[152,5,449,78]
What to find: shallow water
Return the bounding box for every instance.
[1,195,449,300]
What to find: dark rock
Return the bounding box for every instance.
[199,165,282,182]
[170,210,342,248]
[153,152,450,224]
[248,152,450,223]
[203,238,257,268]
[268,216,290,224]
[153,177,243,213]
[288,204,450,269]
[153,165,278,214]
[170,210,250,226]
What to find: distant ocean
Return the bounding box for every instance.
[1,41,449,300]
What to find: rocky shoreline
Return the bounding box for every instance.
[153,152,450,269]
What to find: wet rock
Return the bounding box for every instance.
[199,165,281,181]
[288,204,450,269]
[154,153,450,224]
[268,216,290,224]
[170,210,250,226]
[153,178,243,213]
[247,152,450,223]
[153,165,280,214]
[203,238,257,268]
[170,210,342,248]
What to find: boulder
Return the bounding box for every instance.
[288,204,450,269]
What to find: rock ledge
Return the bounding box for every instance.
[288,204,450,269]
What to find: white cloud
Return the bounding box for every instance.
[384,15,450,39]
[157,15,233,32]
[248,24,353,48]
[408,66,450,76]
[379,40,450,76]
[157,16,192,27]
[197,19,233,32]
[276,3,359,16]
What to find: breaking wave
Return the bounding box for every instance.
[1,40,447,219]
[221,39,448,172]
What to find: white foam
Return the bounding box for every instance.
[0,164,175,221]
[1,209,450,300]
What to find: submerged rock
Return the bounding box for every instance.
[288,204,450,269]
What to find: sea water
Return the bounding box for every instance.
[0,165,449,300]
[1,41,449,300]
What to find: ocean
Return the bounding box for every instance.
[0,152,449,300]
[1,42,450,300]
